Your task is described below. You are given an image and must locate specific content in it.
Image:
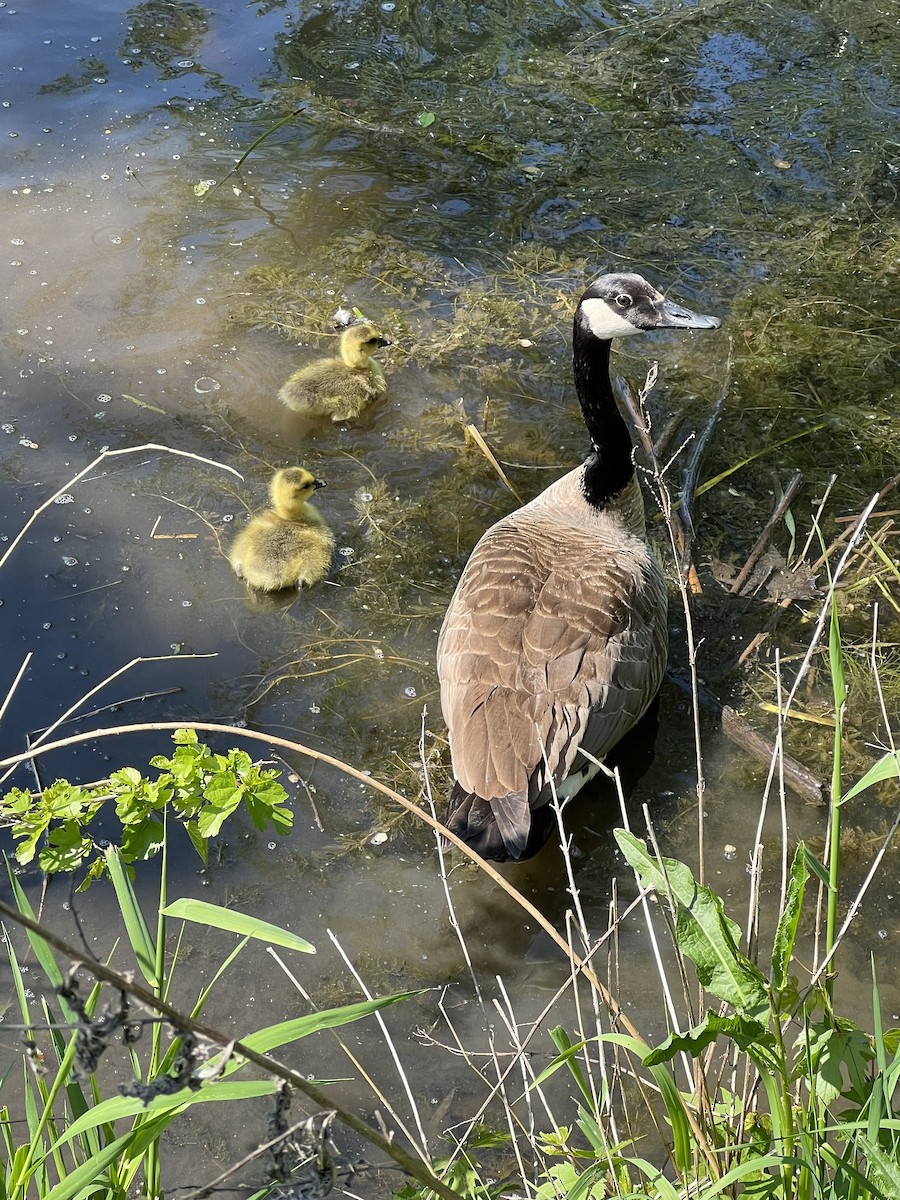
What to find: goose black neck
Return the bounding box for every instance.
[572,320,635,509]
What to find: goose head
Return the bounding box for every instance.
[577,273,721,341]
[270,466,326,517]
[339,321,392,369]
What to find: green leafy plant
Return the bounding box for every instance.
[0,838,424,1200]
[2,729,292,885]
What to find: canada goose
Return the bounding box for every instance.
[278,322,391,421]
[436,272,720,861]
[229,467,335,591]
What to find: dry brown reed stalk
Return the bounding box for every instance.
[267,945,425,1156]
[0,443,243,575]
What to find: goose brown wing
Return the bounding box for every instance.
[437,516,666,813]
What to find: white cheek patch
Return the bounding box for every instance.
[579,296,642,339]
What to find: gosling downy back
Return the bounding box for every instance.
[278,322,391,422]
[436,272,720,861]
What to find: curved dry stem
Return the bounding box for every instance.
[0,718,642,1041]
[0,443,244,575]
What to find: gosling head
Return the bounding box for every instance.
[269,466,326,518]
[338,321,392,369]
[576,272,721,341]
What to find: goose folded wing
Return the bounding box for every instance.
[438,538,662,805]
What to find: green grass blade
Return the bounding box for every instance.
[842,751,900,803]
[104,847,158,988]
[55,1080,279,1146]
[160,898,315,953]
[41,1130,135,1200]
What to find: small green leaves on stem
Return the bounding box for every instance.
[2,729,293,883]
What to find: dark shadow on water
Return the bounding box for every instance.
[447,697,674,976]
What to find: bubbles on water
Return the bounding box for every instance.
[10,238,24,246]
[54,494,75,505]
[309,704,320,714]
[878,929,889,940]
[370,831,388,845]
[268,842,276,850]
[176,59,195,68]
[181,600,192,607]
[357,490,373,503]
[61,556,78,566]
[16,328,27,335]
[381,2,396,10]
[193,377,220,393]
[68,434,77,442]
[42,622,51,629]
[1,424,14,434]
[338,546,354,557]
[372,647,384,659]
[195,297,206,305]
[222,513,233,523]
[83,507,92,514]
[723,843,737,861]
[18,437,38,449]
[97,393,111,403]
[404,686,417,698]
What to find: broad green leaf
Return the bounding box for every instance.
[643,1012,774,1069]
[598,1032,692,1177]
[56,1080,276,1146]
[160,899,315,954]
[771,842,808,992]
[230,992,424,1071]
[105,847,158,987]
[416,112,435,127]
[842,751,900,803]
[615,829,768,1016]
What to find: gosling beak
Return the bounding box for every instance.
[655,297,721,331]
[376,336,392,348]
[313,478,327,490]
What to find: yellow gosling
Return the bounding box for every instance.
[278,321,391,422]
[229,467,335,592]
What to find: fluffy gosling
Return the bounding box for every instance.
[279,321,391,422]
[229,467,335,592]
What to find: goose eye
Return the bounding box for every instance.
[616,294,632,309]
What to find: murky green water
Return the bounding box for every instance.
[0,0,898,1188]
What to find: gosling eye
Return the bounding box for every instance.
[615,294,633,309]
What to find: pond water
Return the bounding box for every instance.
[0,0,898,1191]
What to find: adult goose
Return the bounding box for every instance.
[437,272,720,861]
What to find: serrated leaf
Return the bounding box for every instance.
[160,899,315,953]
[771,842,808,992]
[643,1012,774,1069]
[616,829,768,1016]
